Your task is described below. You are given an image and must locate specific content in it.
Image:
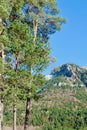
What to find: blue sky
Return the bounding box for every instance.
[44,0,87,74]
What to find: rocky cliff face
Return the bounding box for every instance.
[38,64,87,94]
[50,63,87,87]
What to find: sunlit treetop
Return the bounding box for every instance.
[0,0,11,19]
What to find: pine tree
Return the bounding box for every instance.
[0,1,11,129]
[21,2,65,129]
[4,16,49,129]
[23,37,50,130]
[6,20,32,130]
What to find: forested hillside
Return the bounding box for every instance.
[4,86,87,130]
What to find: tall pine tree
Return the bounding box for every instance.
[0,1,11,129]
[6,20,32,130]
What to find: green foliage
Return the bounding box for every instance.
[10,0,24,14]
[29,104,87,130]
[7,20,31,53]
[3,111,13,126]
[74,87,87,102]
[0,0,11,19]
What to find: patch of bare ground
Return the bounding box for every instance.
[3,126,41,130]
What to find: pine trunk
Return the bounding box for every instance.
[0,100,3,130]
[24,64,32,130]
[13,103,16,130]
[0,41,4,130]
[0,111,1,130]
[0,118,1,130]
[24,98,31,130]
[13,56,18,130]
[33,21,38,42]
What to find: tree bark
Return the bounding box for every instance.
[0,100,3,130]
[24,98,31,130]
[33,21,38,42]
[0,38,4,130]
[13,56,18,130]
[13,103,16,130]
[0,100,2,130]
[0,19,6,35]
[24,55,33,130]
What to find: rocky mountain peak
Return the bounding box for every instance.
[50,63,87,87]
[51,63,82,77]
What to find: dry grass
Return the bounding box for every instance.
[3,126,41,130]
